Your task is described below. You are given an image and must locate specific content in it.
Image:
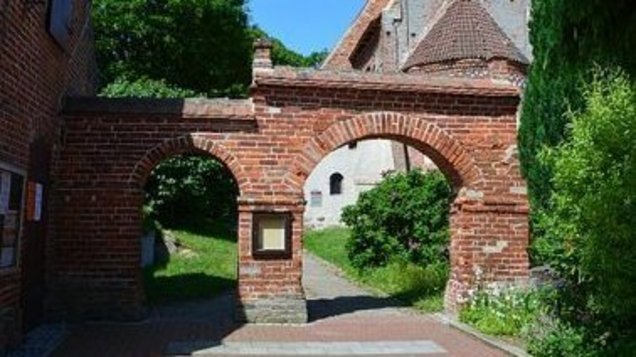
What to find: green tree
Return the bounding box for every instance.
[519,0,636,251]
[145,154,239,227]
[100,76,202,98]
[250,27,328,68]
[341,170,452,270]
[93,1,329,98]
[93,0,253,97]
[538,70,636,321]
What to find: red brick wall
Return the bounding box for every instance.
[0,0,96,349]
[54,69,529,321]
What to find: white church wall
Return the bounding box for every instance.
[304,139,396,229]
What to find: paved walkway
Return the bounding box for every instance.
[50,254,505,356]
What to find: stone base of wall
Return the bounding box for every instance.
[237,296,308,324]
[0,307,19,354]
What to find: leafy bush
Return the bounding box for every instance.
[519,0,636,253]
[524,316,595,357]
[537,69,636,321]
[460,288,545,337]
[341,170,452,269]
[100,76,202,98]
[145,154,238,227]
[511,69,636,356]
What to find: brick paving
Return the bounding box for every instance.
[52,255,506,356]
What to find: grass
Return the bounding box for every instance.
[143,220,237,303]
[304,227,448,313]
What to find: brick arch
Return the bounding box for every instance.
[287,112,482,191]
[128,134,249,195]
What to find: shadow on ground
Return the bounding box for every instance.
[143,273,237,303]
[52,291,242,357]
[307,295,404,322]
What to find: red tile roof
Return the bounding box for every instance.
[403,0,528,71]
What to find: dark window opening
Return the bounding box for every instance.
[47,0,74,49]
[329,173,343,195]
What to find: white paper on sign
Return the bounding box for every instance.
[34,183,43,222]
[0,171,10,214]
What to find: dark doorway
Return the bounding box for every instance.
[21,137,51,332]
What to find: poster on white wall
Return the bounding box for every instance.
[0,171,10,214]
[34,183,43,222]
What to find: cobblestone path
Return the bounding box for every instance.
[49,254,505,356]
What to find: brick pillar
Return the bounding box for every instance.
[445,199,530,311]
[235,198,307,324]
[252,38,273,78]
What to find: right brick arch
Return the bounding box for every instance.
[292,112,529,310]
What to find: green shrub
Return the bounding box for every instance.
[341,170,452,270]
[519,0,636,262]
[101,76,202,98]
[145,154,238,227]
[537,69,636,321]
[525,317,596,357]
[459,288,545,337]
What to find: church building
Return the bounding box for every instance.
[304,0,530,228]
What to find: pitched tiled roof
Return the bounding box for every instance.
[403,0,528,71]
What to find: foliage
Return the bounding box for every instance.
[143,221,237,302]
[537,70,636,321]
[93,1,328,98]
[250,27,328,68]
[93,0,253,97]
[304,227,448,313]
[459,288,546,337]
[518,1,636,354]
[524,316,597,357]
[519,0,636,235]
[144,155,238,228]
[341,170,451,270]
[100,76,202,98]
[468,70,636,355]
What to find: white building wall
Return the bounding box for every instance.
[304,139,395,229]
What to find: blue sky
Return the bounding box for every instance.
[248,0,365,55]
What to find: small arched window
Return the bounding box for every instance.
[329,173,344,195]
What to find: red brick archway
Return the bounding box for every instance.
[290,112,514,310]
[51,68,530,324]
[128,134,249,193]
[288,112,483,190]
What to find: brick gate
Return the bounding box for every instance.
[51,48,529,323]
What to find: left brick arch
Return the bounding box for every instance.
[128,134,249,195]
